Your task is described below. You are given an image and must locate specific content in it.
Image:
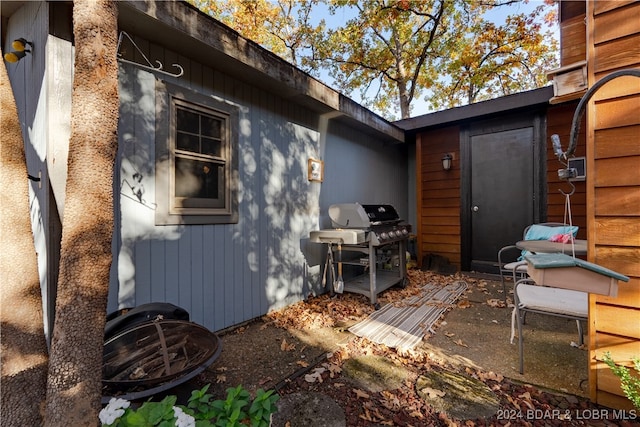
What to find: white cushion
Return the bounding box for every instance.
[516,283,588,318]
[504,261,528,272]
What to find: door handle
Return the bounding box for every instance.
[472,206,479,212]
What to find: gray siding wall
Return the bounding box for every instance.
[5,2,408,336]
[3,2,56,338]
[113,38,408,332]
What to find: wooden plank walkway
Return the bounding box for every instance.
[348,281,468,350]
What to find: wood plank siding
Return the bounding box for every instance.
[559,1,586,66]
[587,0,640,409]
[411,97,587,271]
[415,127,461,268]
[546,103,587,239]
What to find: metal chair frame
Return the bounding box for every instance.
[513,278,587,374]
[497,222,569,301]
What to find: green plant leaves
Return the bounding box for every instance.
[101,384,278,427]
[603,352,640,411]
[249,388,280,426]
[119,396,177,427]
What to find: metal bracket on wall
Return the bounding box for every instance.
[27,170,42,189]
[116,31,184,78]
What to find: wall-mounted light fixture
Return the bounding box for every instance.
[4,38,33,63]
[442,153,453,171]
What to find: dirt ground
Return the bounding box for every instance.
[166,270,634,426]
[192,292,363,399]
[422,273,590,397]
[199,312,353,397]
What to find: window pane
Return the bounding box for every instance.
[201,137,222,157]
[175,157,223,200]
[176,132,199,152]
[202,116,222,139]
[176,108,199,133]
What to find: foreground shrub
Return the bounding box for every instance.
[603,352,640,411]
[100,384,279,427]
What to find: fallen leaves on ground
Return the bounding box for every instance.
[353,388,370,399]
[304,366,326,383]
[457,299,472,309]
[421,387,447,399]
[486,298,506,308]
[453,338,468,347]
[267,270,465,333]
[380,390,401,411]
[280,338,295,351]
[251,270,610,426]
[326,362,342,377]
[471,368,504,383]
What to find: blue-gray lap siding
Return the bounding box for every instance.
[110,61,408,333]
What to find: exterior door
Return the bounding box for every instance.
[462,115,544,273]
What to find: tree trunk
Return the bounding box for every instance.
[398,80,411,119]
[0,52,49,427]
[44,1,119,425]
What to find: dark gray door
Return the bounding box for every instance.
[462,116,544,273]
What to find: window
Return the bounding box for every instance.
[156,82,238,224]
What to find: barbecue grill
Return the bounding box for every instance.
[310,203,411,307]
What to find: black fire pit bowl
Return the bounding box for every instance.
[102,319,221,403]
[104,302,190,340]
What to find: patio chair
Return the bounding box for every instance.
[497,222,577,301]
[511,278,588,374]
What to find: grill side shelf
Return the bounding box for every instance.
[342,271,405,300]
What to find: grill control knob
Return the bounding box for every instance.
[402,229,408,235]
[380,232,388,240]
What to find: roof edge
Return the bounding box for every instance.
[395,86,555,131]
[119,1,404,143]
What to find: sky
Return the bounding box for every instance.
[309,0,560,118]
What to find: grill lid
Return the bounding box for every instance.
[361,204,400,223]
[329,203,401,228]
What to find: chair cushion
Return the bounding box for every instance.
[524,224,579,241]
[516,283,588,318]
[504,261,528,271]
[519,224,579,260]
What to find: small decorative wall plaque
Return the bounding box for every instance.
[308,158,324,182]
